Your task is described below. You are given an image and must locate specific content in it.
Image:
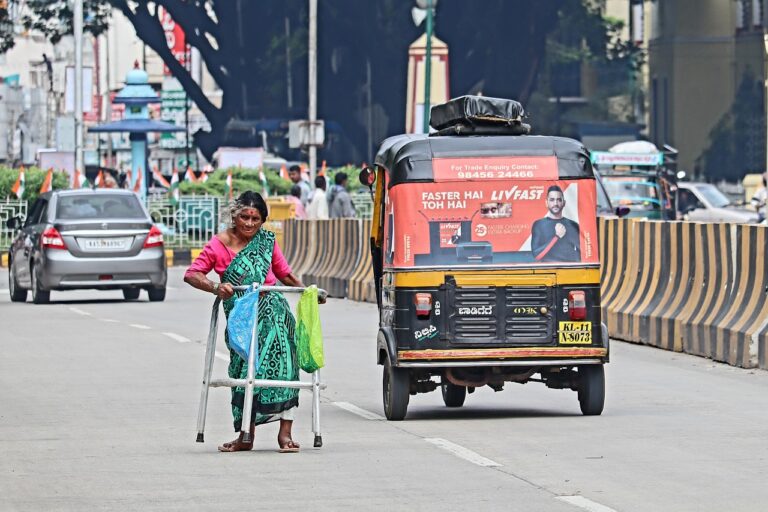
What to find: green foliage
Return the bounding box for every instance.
[178,168,292,199]
[0,167,70,203]
[697,70,766,182]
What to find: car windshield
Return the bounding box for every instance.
[602,177,661,207]
[56,194,146,220]
[693,184,730,208]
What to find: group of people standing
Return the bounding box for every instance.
[285,165,356,220]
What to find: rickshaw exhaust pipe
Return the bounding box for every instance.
[445,368,489,388]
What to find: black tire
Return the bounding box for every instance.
[441,382,467,408]
[578,365,605,416]
[147,287,166,302]
[382,357,409,421]
[9,265,27,303]
[122,288,140,301]
[31,265,50,305]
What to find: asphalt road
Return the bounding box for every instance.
[1,267,767,512]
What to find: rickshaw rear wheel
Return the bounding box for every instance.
[441,382,466,407]
[578,364,605,416]
[383,357,409,421]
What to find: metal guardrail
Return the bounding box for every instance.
[0,199,27,252]
[147,195,221,249]
[351,193,373,219]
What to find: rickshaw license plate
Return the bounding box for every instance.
[558,321,592,344]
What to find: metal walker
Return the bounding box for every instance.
[196,284,328,447]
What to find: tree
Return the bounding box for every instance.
[6,0,593,163]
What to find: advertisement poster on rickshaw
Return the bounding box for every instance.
[385,157,598,267]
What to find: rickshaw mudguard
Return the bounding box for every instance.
[377,327,398,366]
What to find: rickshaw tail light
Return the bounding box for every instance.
[568,291,587,320]
[414,293,433,318]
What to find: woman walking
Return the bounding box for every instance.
[184,191,304,453]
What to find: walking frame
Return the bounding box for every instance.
[196,284,328,448]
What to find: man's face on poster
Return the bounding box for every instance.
[546,190,565,217]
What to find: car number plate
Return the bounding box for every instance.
[82,237,131,251]
[558,321,592,344]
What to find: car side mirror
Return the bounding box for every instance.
[359,166,376,191]
[5,216,21,230]
[615,206,630,218]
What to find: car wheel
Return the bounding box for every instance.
[578,365,605,416]
[31,265,50,305]
[122,288,140,301]
[147,287,166,302]
[441,382,467,408]
[382,356,409,421]
[9,266,27,303]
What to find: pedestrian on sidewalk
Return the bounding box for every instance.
[307,176,329,220]
[183,191,305,453]
[287,184,308,219]
[288,165,311,207]
[328,172,356,218]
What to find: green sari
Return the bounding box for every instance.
[222,229,299,431]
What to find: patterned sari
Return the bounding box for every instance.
[222,229,299,431]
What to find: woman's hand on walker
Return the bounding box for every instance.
[215,282,235,300]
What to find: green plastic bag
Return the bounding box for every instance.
[296,285,324,373]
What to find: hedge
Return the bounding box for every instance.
[0,167,70,203]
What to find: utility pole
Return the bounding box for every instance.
[366,59,373,163]
[74,0,84,174]
[422,0,434,134]
[308,0,317,181]
[285,17,293,110]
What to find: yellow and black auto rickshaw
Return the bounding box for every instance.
[360,96,609,420]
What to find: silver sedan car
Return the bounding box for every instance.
[6,189,167,304]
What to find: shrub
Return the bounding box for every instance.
[0,166,70,203]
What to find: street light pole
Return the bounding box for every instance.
[308,0,318,181]
[74,0,84,174]
[422,0,433,134]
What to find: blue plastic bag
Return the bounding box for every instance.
[226,288,260,362]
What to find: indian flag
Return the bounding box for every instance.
[259,169,269,197]
[39,168,53,194]
[133,169,143,193]
[225,169,233,200]
[152,167,171,188]
[170,168,180,206]
[72,169,90,188]
[11,167,25,199]
[184,167,198,183]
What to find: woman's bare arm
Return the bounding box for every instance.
[184,271,234,299]
[279,272,304,288]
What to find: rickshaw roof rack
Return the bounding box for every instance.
[375,134,595,188]
[430,95,527,133]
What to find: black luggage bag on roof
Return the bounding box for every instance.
[429,95,525,130]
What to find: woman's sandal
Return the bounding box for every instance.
[278,438,300,453]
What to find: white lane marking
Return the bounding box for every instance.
[69,307,92,316]
[162,332,191,343]
[0,288,8,293]
[424,438,501,467]
[332,401,385,420]
[129,323,151,330]
[100,319,119,323]
[215,352,229,361]
[555,496,618,512]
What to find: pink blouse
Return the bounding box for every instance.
[184,235,292,286]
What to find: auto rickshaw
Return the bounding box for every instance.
[359,96,609,420]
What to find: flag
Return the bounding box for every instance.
[170,167,180,206]
[133,168,143,193]
[95,170,105,188]
[279,164,288,180]
[259,168,269,197]
[319,160,327,177]
[225,169,233,201]
[39,168,53,194]
[184,167,198,183]
[125,169,133,189]
[200,172,209,183]
[152,167,171,188]
[72,168,89,189]
[10,167,25,199]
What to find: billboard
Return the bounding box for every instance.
[384,159,598,268]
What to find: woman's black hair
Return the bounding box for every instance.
[290,184,302,199]
[233,190,268,222]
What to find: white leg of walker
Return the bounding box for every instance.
[240,299,260,443]
[196,298,222,443]
[312,369,323,447]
